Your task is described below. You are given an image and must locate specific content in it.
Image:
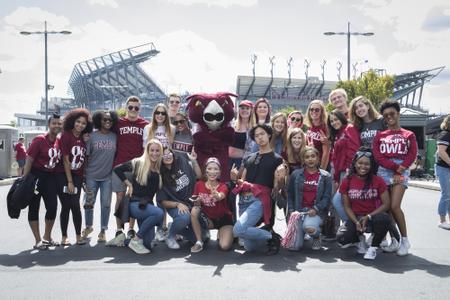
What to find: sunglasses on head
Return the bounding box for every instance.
[173,119,185,125]
[155,111,167,116]
[356,151,372,159]
[290,117,302,122]
[309,107,321,113]
[128,105,140,111]
[204,113,224,122]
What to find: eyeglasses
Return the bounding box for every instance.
[204,113,224,122]
[102,118,112,122]
[155,111,167,116]
[162,152,173,159]
[128,105,140,111]
[173,120,185,125]
[356,151,372,158]
[309,107,321,113]
[290,117,302,122]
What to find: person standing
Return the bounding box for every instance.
[23,114,62,249]
[106,96,149,246]
[435,116,450,229]
[305,100,330,170]
[166,93,182,123]
[81,110,118,242]
[15,137,27,176]
[329,88,350,119]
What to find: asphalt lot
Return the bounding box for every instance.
[0,185,449,300]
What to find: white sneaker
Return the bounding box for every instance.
[382,238,400,253]
[366,234,374,247]
[129,238,150,254]
[380,239,389,248]
[155,228,166,242]
[438,222,450,230]
[190,241,204,253]
[397,238,410,256]
[105,232,126,247]
[356,235,368,254]
[165,237,180,249]
[364,246,378,260]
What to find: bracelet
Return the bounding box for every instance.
[367,214,372,220]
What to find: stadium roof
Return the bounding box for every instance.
[68,43,166,112]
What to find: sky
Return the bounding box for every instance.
[0,0,449,123]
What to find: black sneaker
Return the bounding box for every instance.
[266,232,281,255]
[127,229,136,239]
[115,230,123,237]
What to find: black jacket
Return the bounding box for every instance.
[7,174,38,219]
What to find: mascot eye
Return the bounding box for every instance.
[195,100,204,108]
[204,113,224,122]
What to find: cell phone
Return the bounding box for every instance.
[63,186,78,194]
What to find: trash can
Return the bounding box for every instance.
[0,125,19,178]
[425,139,437,176]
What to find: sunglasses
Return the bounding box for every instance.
[102,118,112,122]
[128,105,140,111]
[356,151,372,158]
[290,117,302,122]
[162,152,173,159]
[173,120,185,125]
[309,107,321,113]
[155,111,167,116]
[204,113,224,122]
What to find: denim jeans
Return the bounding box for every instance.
[332,171,349,222]
[233,196,272,251]
[84,177,112,230]
[292,215,323,250]
[167,207,196,242]
[436,165,450,216]
[129,202,164,249]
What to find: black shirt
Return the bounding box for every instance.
[114,160,160,202]
[436,130,450,168]
[244,151,283,188]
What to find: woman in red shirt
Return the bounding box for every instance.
[190,157,233,253]
[305,100,330,170]
[373,100,418,256]
[56,109,93,246]
[338,148,391,260]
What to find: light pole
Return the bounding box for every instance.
[324,22,374,80]
[20,21,71,129]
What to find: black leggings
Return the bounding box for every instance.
[28,169,58,221]
[56,172,82,236]
[338,213,391,247]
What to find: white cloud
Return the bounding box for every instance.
[86,0,119,8]
[165,0,257,8]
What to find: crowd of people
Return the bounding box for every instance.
[20,89,445,261]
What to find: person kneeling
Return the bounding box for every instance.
[337,148,391,260]
[190,157,234,253]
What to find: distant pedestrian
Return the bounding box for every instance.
[14,137,27,176]
[435,116,450,229]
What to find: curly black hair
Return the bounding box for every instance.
[63,108,93,134]
[347,147,379,192]
[92,110,119,130]
[249,124,273,141]
[379,99,400,114]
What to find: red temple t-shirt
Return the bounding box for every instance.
[56,131,87,176]
[302,170,320,208]
[113,117,149,167]
[306,124,328,161]
[27,134,61,172]
[339,175,387,215]
[193,181,231,220]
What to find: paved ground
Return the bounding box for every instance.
[0,185,449,300]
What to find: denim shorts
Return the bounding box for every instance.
[17,159,26,168]
[377,158,410,188]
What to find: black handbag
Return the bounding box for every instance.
[114,195,130,224]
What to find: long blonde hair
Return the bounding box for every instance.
[147,103,174,144]
[270,112,288,151]
[349,96,380,131]
[286,128,306,164]
[132,139,163,187]
[235,103,255,131]
[305,99,328,128]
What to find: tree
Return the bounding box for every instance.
[335,70,395,109]
[9,120,16,127]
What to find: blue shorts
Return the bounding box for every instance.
[17,159,26,168]
[377,158,410,188]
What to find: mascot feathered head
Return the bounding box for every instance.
[186,92,236,131]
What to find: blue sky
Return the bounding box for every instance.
[0,0,449,122]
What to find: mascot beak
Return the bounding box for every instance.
[203,99,224,131]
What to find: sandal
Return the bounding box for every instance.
[61,237,71,246]
[42,239,60,247]
[76,238,87,245]
[33,241,48,250]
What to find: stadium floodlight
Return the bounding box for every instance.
[20,21,71,129]
[323,22,374,80]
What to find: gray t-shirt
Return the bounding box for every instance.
[172,130,193,154]
[85,131,117,181]
[359,118,387,148]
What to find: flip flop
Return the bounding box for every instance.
[61,239,71,246]
[33,241,48,250]
[42,239,60,247]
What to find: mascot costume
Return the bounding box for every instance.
[186,92,236,181]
